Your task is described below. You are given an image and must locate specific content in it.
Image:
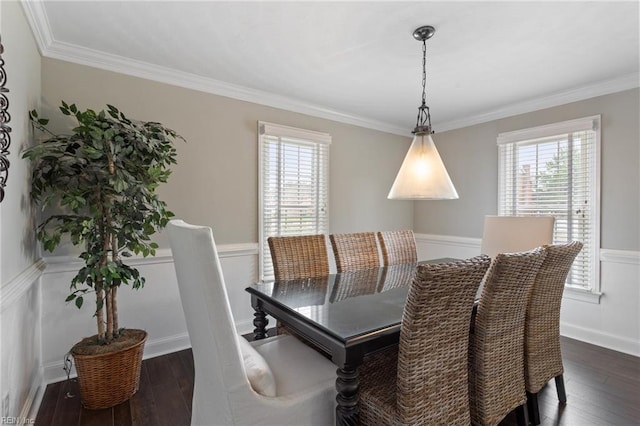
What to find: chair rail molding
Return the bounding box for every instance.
[600,248,640,265]
[1,259,45,312]
[42,243,259,274]
[414,233,482,248]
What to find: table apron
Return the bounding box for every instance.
[251,294,351,365]
[250,294,405,367]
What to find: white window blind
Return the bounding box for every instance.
[258,122,330,281]
[497,116,600,291]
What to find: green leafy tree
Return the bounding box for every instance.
[23,102,183,344]
[533,147,569,212]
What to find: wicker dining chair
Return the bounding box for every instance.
[329,232,380,272]
[268,234,330,281]
[359,256,491,426]
[377,230,418,266]
[525,241,583,425]
[268,234,330,336]
[469,248,547,426]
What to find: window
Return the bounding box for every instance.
[497,116,600,292]
[258,122,330,281]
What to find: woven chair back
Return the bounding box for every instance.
[329,232,380,272]
[469,248,546,426]
[359,256,491,425]
[268,234,329,280]
[525,241,583,393]
[397,256,491,424]
[377,230,418,266]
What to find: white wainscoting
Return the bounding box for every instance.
[39,234,639,389]
[415,233,640,357]
[40,243,259,385]
[19,234,640,420]
[414,233,482,261]
[1,260,45,421]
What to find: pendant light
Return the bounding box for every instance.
[388,26,459,200]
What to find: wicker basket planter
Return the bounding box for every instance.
[71,329,147,409]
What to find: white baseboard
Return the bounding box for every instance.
[17,368,44,423]
[143,332,191,360]
[43,331,191,384]
[561,322,640,357]
[41,322,257,384]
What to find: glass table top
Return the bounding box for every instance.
[248,260,453,342]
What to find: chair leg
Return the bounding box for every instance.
[515,403,530,426]
[555,374,567,403]
[527,391,540,425]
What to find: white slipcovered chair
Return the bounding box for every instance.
[481,215,555,258]
[167,220,336,426]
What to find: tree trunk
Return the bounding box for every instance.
[100,204,113,343]
[96,285,105,341]
[103,191,115,343]
[112,286,119,337]
[96,209,108,342]
[105,287,113,343]
[111,233,119,337]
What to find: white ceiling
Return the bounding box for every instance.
[22,1,640,136]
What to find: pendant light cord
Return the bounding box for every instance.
[414,38,433,135]
[421,40,427,107]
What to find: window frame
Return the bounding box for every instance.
[258,121,331,282]
[497,115,602,300]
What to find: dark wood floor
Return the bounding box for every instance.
[35,336,639,426]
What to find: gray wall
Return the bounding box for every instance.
[40,58,413,247]
[0,0,42,418]
[415,88,640,251]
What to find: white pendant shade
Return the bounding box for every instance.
[388,133,459,200]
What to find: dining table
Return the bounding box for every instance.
[245,258,458,426]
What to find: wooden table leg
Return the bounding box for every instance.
[252,305,269,340]
[335,365,359,426]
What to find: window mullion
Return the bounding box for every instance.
[567,134,574,242]
[496,116,600,293]
[258,122,331,281]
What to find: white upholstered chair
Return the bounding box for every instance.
[481,215,555,258]
[167,220,336,426]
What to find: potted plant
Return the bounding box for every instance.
[23,101,182,409]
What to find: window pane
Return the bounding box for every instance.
[498,118,599,290]
[259,124,330,281]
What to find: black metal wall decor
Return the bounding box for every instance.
[0,35,10,203]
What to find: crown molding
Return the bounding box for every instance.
[20,0,408,137]
[50,41,409,136]
[20,0,53,55]
[436,72,640,132]
[22,0,639,136]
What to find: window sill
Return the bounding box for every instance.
[563,285,602,304]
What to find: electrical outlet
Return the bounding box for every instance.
[2,392,9,418]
